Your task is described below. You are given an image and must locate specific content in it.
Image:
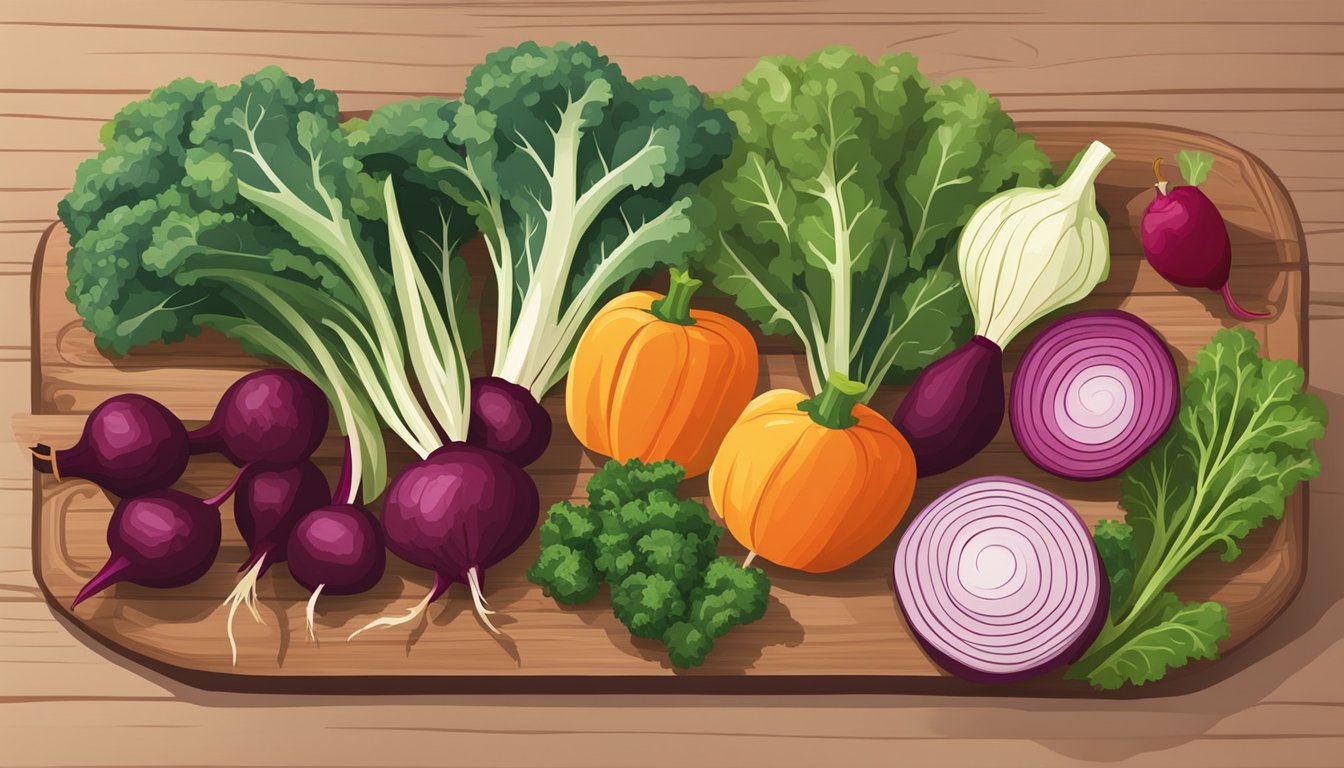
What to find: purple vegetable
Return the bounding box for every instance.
[1011,310,1178,480]
[70,476,238,609]
[893,476,1107,683]
[349,443,539,639]
[465,376,552,467]
[223,459,331,662]
[891,336,1004,477]
[1141,157,1269,321]
[188,369,330,466]
[288,503,386,642]
[31,394,189,498]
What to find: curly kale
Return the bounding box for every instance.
[59,68,477,498]
[528,459,770,667]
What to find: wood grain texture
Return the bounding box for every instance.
[4,1,1344,765]
[23,124,1306,695]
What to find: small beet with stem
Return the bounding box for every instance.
[1141,151,1270,321]
[283,442,386,643]
[32,394,189,498]
[465,376,552,468]
[70,474,240,609]
[348,443,539,641]
[222,458,330,663]
[287,506,386,642]
[189,369,330,467]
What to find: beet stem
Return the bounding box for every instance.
[333,437,355,506]
[1219,283,1271,321]
[204,463,253,508]
[347,574,447,641]
[186,422,224,456]
[306,583,325,644]
[71,555,132,609]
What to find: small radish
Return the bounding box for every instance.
[70,473,240,609]
[222,458,330,663]
[1141,151,1270,321]
[32,394,189,498]
[189,369,330,466]
[349,443,539,640]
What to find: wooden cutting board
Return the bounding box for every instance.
[19,123,1306,696]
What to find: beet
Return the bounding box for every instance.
[891,336,1004,477]
[70,484,231,609]
[223,460,331,662]
[465,376,551,467]
[1141,158,1269,321]
[32,394,189,498]
[350,443,539,639]
[287,504,386,641]
[189,369,330,466]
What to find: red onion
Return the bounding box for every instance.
[893,476,1106,683]
[1010,310,1178,481]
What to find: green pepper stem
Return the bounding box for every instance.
[649,268,702,326]
[798,372,866,429]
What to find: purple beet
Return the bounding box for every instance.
[233,460,332,573]
[1141,157,1269,321]
[32,394,189,498]
[349,443,539,639]
[287,503,386,641]
[189,369,330,467]
[70,482,234,609]
[223,459,331,662]
[465,376,551,467]
[891,336,1004,477]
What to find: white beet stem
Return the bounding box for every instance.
[305,583,325,644]
[223,556,268,666]
[466,567,500,635]
[347,582,440,641]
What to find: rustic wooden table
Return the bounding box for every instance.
[2,1,1342,765]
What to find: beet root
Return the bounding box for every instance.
[891,336,1004,477]
[464,376,552,467]
[71,487,227,609]
[33,394,189,498]
[1141,160,1270,321]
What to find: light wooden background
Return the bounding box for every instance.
[2,1,1342,766]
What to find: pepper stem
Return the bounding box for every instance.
[798,372,866,430]
[1153,157,1170,196]
[648,268,701,326]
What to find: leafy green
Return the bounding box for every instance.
[527,459,771,668]
[695,47,1053,396]
[431,42,735,398]
[58,68,477,499]
[1177,149,1214,186]
[1068,329,1325,689]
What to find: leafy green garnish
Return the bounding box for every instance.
[694,46,1053,397]
[528,459,770,668]
[1069,329,1325,688]
[1177,149,1215,186]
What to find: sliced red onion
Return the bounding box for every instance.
[1010,310,1177,481]
[893,477,1106,683]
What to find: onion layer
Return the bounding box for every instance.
[1010,310,1177,481]
[893,477,1106,683]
